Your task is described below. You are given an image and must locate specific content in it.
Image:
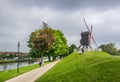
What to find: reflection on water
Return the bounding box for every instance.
[3,64,7,71]
[0,61,39,71]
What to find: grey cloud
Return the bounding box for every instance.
[0,0,120,52]
[2,0,120,11]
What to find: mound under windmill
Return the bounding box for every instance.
[79,18,97,50]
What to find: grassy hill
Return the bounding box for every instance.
[36,51,120,82]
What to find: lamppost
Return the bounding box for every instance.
[17,42,20,73]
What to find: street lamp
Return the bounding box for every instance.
[17,42,20,73]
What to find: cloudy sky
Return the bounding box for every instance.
[0,0,120,52]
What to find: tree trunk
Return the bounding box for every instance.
[40,53,44,67]
[47,54,51,62]
[53,56,56,61]
[59,55,62,59]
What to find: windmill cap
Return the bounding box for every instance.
[81,31,90,35]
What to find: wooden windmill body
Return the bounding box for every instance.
[79,19,97,50]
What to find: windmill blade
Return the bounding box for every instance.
[89,25,93,44]
[91,36,97,46]
[91,25,93,34]
[83,18,91,33]
[91,25,97,46]
[83,18,97,47]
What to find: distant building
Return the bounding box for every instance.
[0,52,28,56]
[94,48,102,51]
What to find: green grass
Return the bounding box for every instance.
[0,62,49,82]
[36,51,120,82]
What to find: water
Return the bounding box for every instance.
[0,57,50,71]
[0,61,39,71]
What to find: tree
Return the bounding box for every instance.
[99,43,118,55]
[28,25,56,66]
[69,44,77,54]
[117,49,120,55]
[28,23,69,63]
[28,49,40,58]
[8,54,14,59]
[48,30,69,60]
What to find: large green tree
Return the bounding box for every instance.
[47,30,68,61]
[28,27,56,66]
[50,30,69,60]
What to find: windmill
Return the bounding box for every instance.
[79,18,97,50]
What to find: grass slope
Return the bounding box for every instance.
[36,51,120,82]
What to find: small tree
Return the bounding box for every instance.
[69,44,77,54]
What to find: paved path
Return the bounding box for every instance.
[5,60,60,82]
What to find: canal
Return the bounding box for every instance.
[0,58,49,71]
[0,61,39,71]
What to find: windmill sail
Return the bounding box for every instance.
[83,18,97,47]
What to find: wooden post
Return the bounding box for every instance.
[17,42,20,73]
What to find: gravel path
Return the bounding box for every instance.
[5,60,60,82]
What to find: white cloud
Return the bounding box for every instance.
[66,35,80,46]
[1,0,120,52]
